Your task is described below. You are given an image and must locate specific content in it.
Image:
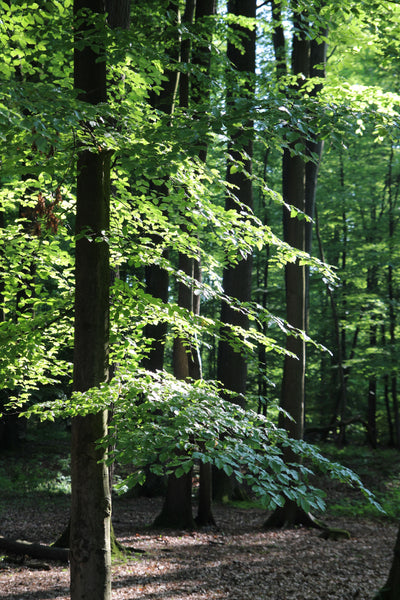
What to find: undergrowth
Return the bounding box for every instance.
[0,419,71,506]
[1,421,400,523]
[310,444,400,521]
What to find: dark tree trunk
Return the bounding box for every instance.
[279,148,307,444]
[279,6,310,451]
[105,0,130,29]
[374,524,400,599]
[214,0,256,502]
[152,471,194,529]
[304,32,327,336]
[0,212,18,448]
[154,0,199,531]
[387,146,400,448]
[155,0,216,529]
[366,236,378,448]
[142,263,170,372]
[217,0,256,406]
[142,1,180,373]
[196,463,216,527]
[190,0,217,527]
[265,5,324,529]
[0,536,69,563]
[70,2,112,598]
[256,150,271,417]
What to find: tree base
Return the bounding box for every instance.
[373,587,398,600]
[195,511,217,529]
[263,501,325,530]
[152,471,196,530]
[263,501,351,541]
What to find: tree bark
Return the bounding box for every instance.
[216,0,256,406]
[213,0,256,502]
[70,2,112,598]
[279,4,310,452]
[387,146,400,448]
[152,470,194,529]
[142,0,180,373]
[265,3,313,528]
[374,524,400,599]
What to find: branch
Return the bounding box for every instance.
[0,536,69,563]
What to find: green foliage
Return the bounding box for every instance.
[26,368,381,515]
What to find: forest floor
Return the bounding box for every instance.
[0,430,399,599]
[0,490,396,600]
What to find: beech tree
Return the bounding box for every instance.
[70,1,111,598]
[213,0,256,503]
[264,0,317,528]
[216,0,256,405]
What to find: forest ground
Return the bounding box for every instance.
[0,428,398,599]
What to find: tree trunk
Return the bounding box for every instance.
[366,245,378,448]
[191,0,217,527]
[0,536,69,562]
[142,1,180,372]
[153,0,197,531]
[196,462,216,527]
[265,4,312,528]
[216,0,255,405]
[152,470,194,529]
[387,146,400,448]
[279,148,307,445]
[214,0,256,503]
[374,524,400,600]
[279,5,310,445]
[70,2,111,598]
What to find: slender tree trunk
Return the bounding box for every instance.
[381,325,395,446]
[366,206,378,448]
[213,0,256,503]
[279,149,307,443]
[70,2,111,598]
[265,4,326,529]
[279,4,310,455]
[387,146,400,447]
[257,150,270,417]
[216,0,255,406]
[154,0,200,530]
[304,32,327,335]
[142,1,180,372]
[190,0,217,527]
[315,205,348,447]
